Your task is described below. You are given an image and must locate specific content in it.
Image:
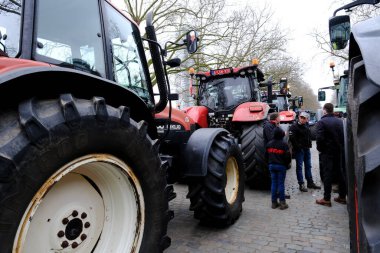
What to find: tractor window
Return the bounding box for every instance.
[0,0,22,57]
[199,77,252,111]
[34,0,105,77]
[338,75,348,107]
[272,96,288,111]
[103,3,150,103]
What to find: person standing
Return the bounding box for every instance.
[266,127,291,210]
[289,111,321,192]
[316,103,346,207]
[264,112,280,146]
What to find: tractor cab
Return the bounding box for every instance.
[195,60,265,114]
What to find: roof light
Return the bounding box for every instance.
[252,58,259,66]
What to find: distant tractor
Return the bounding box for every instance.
[178,60,272,188]
[318,62,348,118]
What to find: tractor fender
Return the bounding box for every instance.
[350,16,380,86]
[232,102,270,122]
[155,107,195,131]
[182,106,209,128]
[0,65,157,138]
[183,128,229,177]
[279,110,296,123]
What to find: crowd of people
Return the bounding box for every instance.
[264,103,347,209]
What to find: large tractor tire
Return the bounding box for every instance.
[347,58,380,253]
[240,122,270,189]
[0,94,171,253]
[187,134,245,227]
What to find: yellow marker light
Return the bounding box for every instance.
[252,58,259,66]
[188,67,195,75]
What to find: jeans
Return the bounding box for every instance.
[269,164,287,202]
[295,148,313,185]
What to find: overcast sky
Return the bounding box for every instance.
[227,0,345,96]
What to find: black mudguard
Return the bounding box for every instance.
[183,128,229,177]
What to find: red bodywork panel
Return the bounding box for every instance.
[232,102,270,122]
[182,106,209,128]
[155,106,195,131]
[0,57,50,74]
[279,111,296,123]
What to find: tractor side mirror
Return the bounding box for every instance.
[298,96,303,107]
[329,15,350,50]
[186,30,198,54]
[318,91,326,101]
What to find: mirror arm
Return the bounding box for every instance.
[333,0,380,16]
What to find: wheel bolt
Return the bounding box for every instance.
[72,210,78,217]
[72,242,79,248]
[81,234,87,241]
[57,230,65,238]
[61,241,69,248]
[81,212,87,219]
[62,218,69,225]
[84,222,90,228]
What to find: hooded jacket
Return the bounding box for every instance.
[266,127,291,166]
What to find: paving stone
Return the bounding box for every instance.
[166,143,349,252]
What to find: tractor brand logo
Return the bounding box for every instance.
[157,124,183,133]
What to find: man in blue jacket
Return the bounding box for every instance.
[316,103,346,207]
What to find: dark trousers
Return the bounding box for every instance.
[269,164,287,202]
[320,153,347,200]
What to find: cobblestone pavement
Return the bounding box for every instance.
[166,142,350,253]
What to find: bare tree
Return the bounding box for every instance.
[0,0,21,15]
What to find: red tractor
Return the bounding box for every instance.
[0,0,245,252]
[167,60,273,188]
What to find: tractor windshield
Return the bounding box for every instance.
[0,0,22,57]
[272,95,288,111]
[33,0,152,103]
[199,76,252,111]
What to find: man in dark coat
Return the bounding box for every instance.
[289,111,321,192]
[264,112,280,146]
[316,103,346,207]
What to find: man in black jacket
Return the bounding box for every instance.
[264,112,280,146]
[316,103,346,207]
[289,111,321,192]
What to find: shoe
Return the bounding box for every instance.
[307,182,321,190]
[279,201,288,210]
[299,184,308,192]
[271,201,279,209]
[334,197,347,204]
[285,194,291,199]
[316,198,332,207]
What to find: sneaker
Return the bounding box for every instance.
[271,201,279,209]
[299,184,308,192]
[316,198,332,207]
[334,197,347,204]
[279,201,289,210]
[307,182,321,190]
